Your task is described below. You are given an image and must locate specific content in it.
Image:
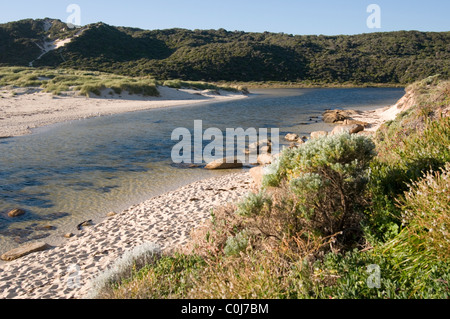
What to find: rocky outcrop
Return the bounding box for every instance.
[245,139,272,155]
[322,109,361,124]
[1,242,50,261]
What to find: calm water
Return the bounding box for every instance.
[0,88,405,253]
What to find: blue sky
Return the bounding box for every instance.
[1,0,449,35]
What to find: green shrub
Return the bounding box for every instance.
[224,230,250,256]
[397,163,450,261]
[88,242,161,298]
[367,116,450,241]
[236,192,272,217]
[263,133,376,245]
[316,248,450,299]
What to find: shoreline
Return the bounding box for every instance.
[0,86,248,138]
[0,172,253,299]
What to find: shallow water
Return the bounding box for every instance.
[0,87,405,253]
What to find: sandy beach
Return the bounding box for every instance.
[0,86,248,138]
[0,172,252,299]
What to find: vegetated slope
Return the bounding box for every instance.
[1,18,449,84]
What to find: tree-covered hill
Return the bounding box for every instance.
[1,18,449,84]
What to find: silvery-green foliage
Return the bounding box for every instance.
[224,230,249,256]
[86,242,161,299]
[236,192,272,217]
[290,172,324,193]
[263,133,376,240]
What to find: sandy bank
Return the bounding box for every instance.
[346,94,409,132]
[0,172,252,299]
[0,86,247,138]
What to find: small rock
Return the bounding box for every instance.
[35,225,56,231]
[77,220,93,230]
[205,157,243,170]
[285,133,300,142]
[322,110,348,124]
[106,212,117,217]
[343,119,369,127]
[257,153,272,166]
[250,166,264,190]
[64,233,74,239]
[330,124,364,136]
[1,242,50,261]
[259,145,271,154]
[7,209,25,218]
[310,131,328,139]
[322,109,361,124]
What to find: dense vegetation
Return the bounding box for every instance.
[89,76,449,299]
[1,19,449,84]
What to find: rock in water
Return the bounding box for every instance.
[322,110,348,123]
[1,242,49,261]
[8,209,26,218]
[285,133,300,142]
[323,110,361,124]
[205,157,243,170]
[77,220,94,230]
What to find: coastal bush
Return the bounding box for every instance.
[263,133,376,245]
[96,253,207,299]
[163,79,242,92]
[397,163,450,261]
[224,230,250,256]
[235,192,272,217]
[87,242,161,299]
[366,116,450,241]
[315,247,450,299]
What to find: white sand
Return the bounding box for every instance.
[0,172,252,299]
[0,86,247,138]
[349,92,411,132]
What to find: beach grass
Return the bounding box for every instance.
[0,66,249,97]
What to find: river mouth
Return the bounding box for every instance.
[0,87,405,254]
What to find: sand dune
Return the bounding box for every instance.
[0,86,247,138]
